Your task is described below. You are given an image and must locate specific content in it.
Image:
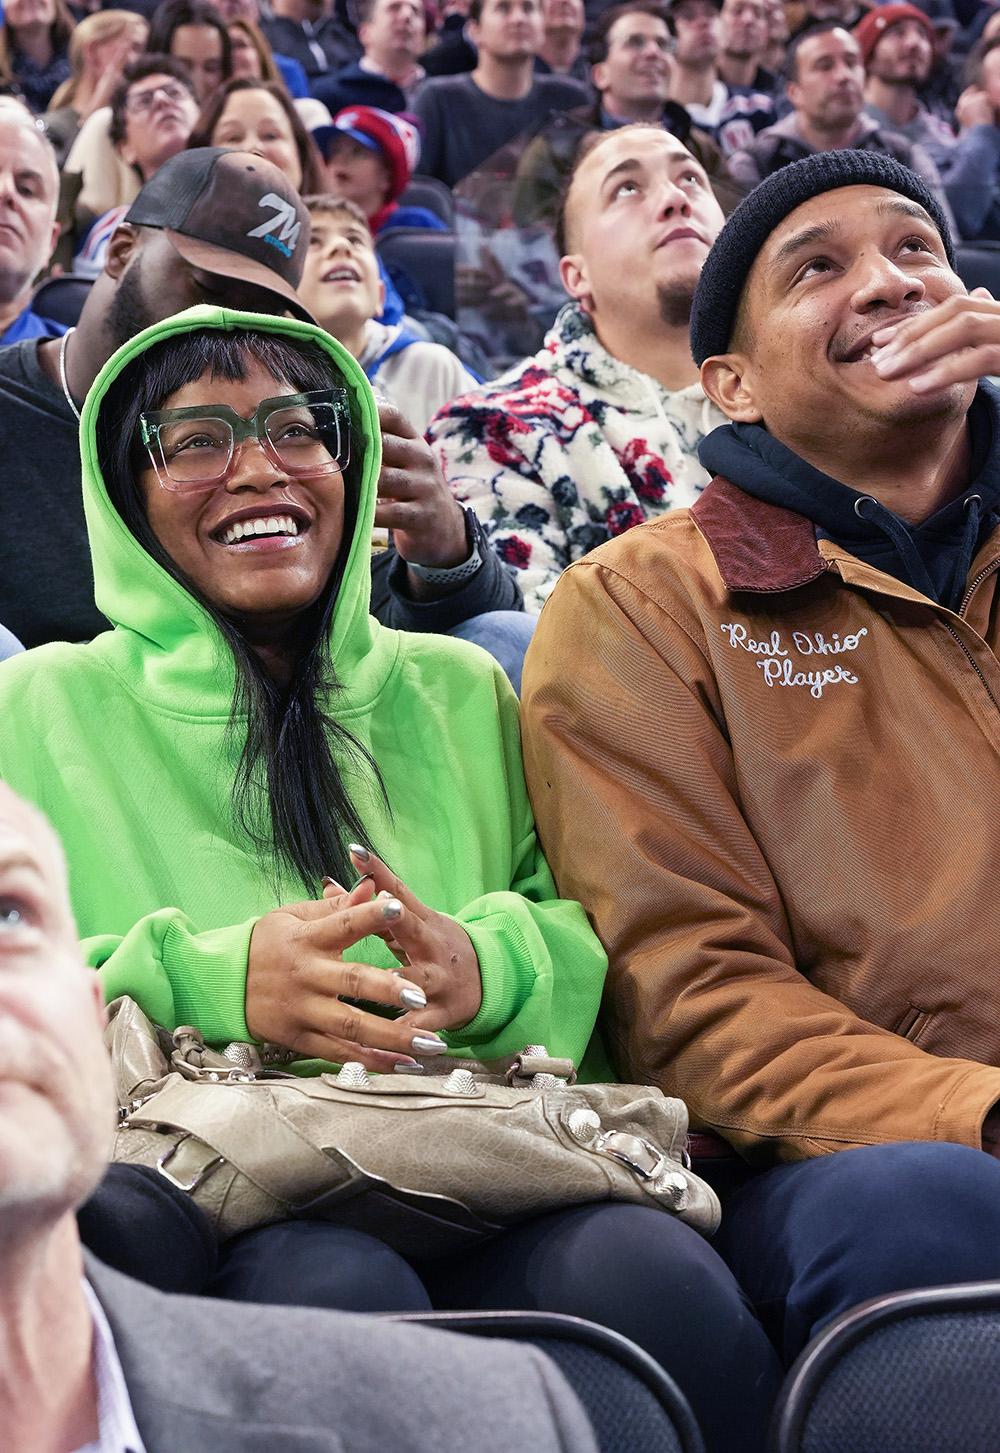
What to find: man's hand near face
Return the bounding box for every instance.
[375,401,472,599]
[872,286,1000,393]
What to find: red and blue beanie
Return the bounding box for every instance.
[315,106,421,204]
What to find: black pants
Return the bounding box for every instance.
[81,1167,781,1453]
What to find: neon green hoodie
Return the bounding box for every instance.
[0,306,609,1070]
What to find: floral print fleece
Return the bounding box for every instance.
[426,301,726,614]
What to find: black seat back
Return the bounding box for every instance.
[390,1309,705,1453]
[772,1281,1000,1453]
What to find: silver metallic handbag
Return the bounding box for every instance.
[107,995,722,1256]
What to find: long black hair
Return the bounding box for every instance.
[95,326,386,894]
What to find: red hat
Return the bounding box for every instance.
[854,3,935,67]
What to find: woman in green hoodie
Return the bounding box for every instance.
[0,306,782,1452]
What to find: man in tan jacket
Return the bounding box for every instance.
[521,149,1000,1364]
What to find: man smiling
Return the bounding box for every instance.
[521,151,1000,1369]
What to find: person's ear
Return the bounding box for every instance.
[591,58,608,91]
[701,353,764,423]
[358,17,372,48]
[117,134,138,168]
[467,17,480,47]
[87,967,108,1029]
[559,250,592,310]
[377,275,385,312]
[104,223,141,281]
[786,77,801,110]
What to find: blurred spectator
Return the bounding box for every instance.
[667,0,775,152]
[74,57,199,271]
[421,0,477,75]
[43,10,147,165]
[227,17,287,82]
[190,75,326,189]
[789,0,870,38]
[411,0,587,185]
[858,2,957,167]
[919,2,962,120]
[535,0,589,80]
[0,108,62,342]
[718,0,779,96]
[315,104,447,230]
[0,0,73,114]
[301,195,476,429]
[761,0,789,70]
[512,1,741,229]
[109,57,199,185]
[728,21,953,224]
[259,0,360,88]
[943,34,1000,237]
[148,0,233,105]
[429,127,725,611]
[314,0,426,114]
[0,148,315,649]
[212,0,312,94]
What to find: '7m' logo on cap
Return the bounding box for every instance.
[246,193,302,258]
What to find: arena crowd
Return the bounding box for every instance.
[2,0,1000,1447]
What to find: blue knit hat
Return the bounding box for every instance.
[689,151,956,365]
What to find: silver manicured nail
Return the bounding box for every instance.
[393,1059,425,1073]
[399,987,427,1010]
[382,897,403,921]
[349,844,371,862]
[411,1033,447,1055]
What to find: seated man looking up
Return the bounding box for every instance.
[0,781,603,1453]
[0,104,63,344]
[428,125,726,614]
[521,151,1000,1369]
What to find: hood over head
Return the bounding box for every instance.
[79,305,384,710]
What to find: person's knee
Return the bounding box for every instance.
[211,1220,433,1313]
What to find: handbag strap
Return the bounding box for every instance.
[125,1079,356,1210]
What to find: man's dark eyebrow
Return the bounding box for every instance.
[600,157,642,193]
[768,221,837,273]
[874,197,934,226]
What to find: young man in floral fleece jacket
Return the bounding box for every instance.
[426,124,726,614]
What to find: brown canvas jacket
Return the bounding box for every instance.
[521,475,1000,1164]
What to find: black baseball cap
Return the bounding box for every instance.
[125,148,315,322]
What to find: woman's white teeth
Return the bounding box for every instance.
[221,515,299,545]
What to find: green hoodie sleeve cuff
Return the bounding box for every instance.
[446,891,608,1065]
[85,910,258,1042]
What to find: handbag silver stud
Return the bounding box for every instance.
[531,1073,567,1092]
[336,1062,372,1089]
[653,1170,689,1210]
[566,1107,602,1144]
[442,1068,479,1096]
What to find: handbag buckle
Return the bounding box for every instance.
[592,1130,667,1182]
[157,1134,224,1193]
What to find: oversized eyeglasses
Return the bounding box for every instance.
[139,390,351,490]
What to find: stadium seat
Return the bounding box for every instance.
[31,274,95,328]
[376,228,455,319]
[771,1281,1000,1453]
[396,175,456,229]
[390,1309,706,1453]
[955,243,1000,296]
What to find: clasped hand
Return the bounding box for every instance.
[245,847,483,1070]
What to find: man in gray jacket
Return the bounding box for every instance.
[0,780,597,1453]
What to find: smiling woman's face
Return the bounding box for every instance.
[139,360,346,634]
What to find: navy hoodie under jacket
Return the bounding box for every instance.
[698,382,1000,614]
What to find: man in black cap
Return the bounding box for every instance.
[0,148,311,650]
[521,151,1000,1369]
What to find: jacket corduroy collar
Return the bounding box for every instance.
[691,474,827,593]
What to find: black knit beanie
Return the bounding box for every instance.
[689,151,956,366]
